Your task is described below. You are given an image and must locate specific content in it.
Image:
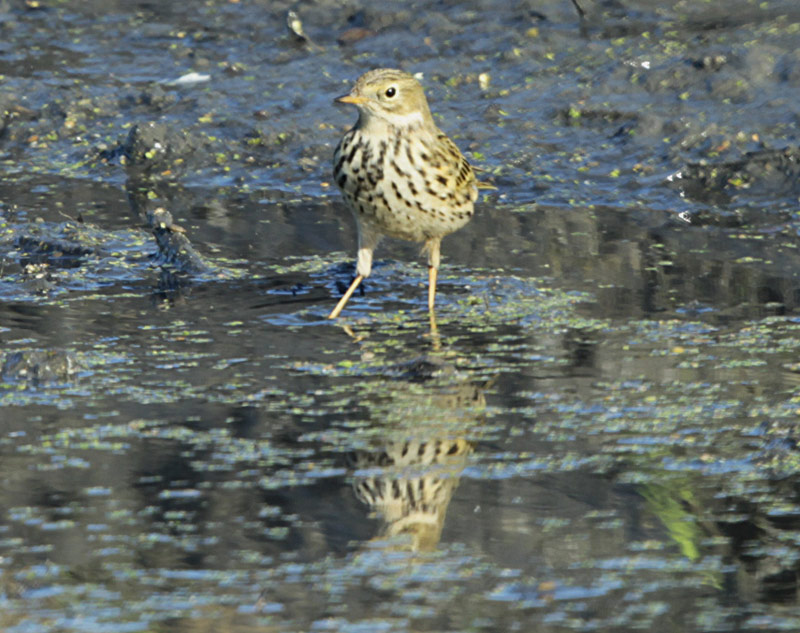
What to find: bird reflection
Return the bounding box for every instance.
[347,356,486,551]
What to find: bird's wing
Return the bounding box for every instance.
[433,132,479,203]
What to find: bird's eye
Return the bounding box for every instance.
[384,86,396,98]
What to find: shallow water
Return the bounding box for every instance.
[2,1,800,631]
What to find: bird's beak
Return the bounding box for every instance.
[335,93,367,105]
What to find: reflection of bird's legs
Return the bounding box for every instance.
[328,275,362,319]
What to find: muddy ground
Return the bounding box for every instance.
[2,1,800,631]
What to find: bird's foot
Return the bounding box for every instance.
[329,274,364,319]
[335,276,365,297]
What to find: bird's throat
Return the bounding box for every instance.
[358,109,427,136]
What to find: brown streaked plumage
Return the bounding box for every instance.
[328,68,479,320]
[350,436,474,551]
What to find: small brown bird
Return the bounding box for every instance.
[328,69,479,319]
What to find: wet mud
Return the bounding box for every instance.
[2,1,800,631]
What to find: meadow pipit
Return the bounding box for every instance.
[328,68,479,319]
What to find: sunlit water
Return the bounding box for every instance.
[2,1,800,631]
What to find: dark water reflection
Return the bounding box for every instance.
[2,189,799,629]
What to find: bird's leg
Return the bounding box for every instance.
[329,226,379,320]
[428,265,437,312]
[424,237,442,314]
[427,269,441,349]
[328,275,363,319]
[428,303,439,343]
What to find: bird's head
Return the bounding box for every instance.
[336,68,433,129]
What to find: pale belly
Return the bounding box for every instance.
[351,186,473,243]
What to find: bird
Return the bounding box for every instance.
[328,68,479,320]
